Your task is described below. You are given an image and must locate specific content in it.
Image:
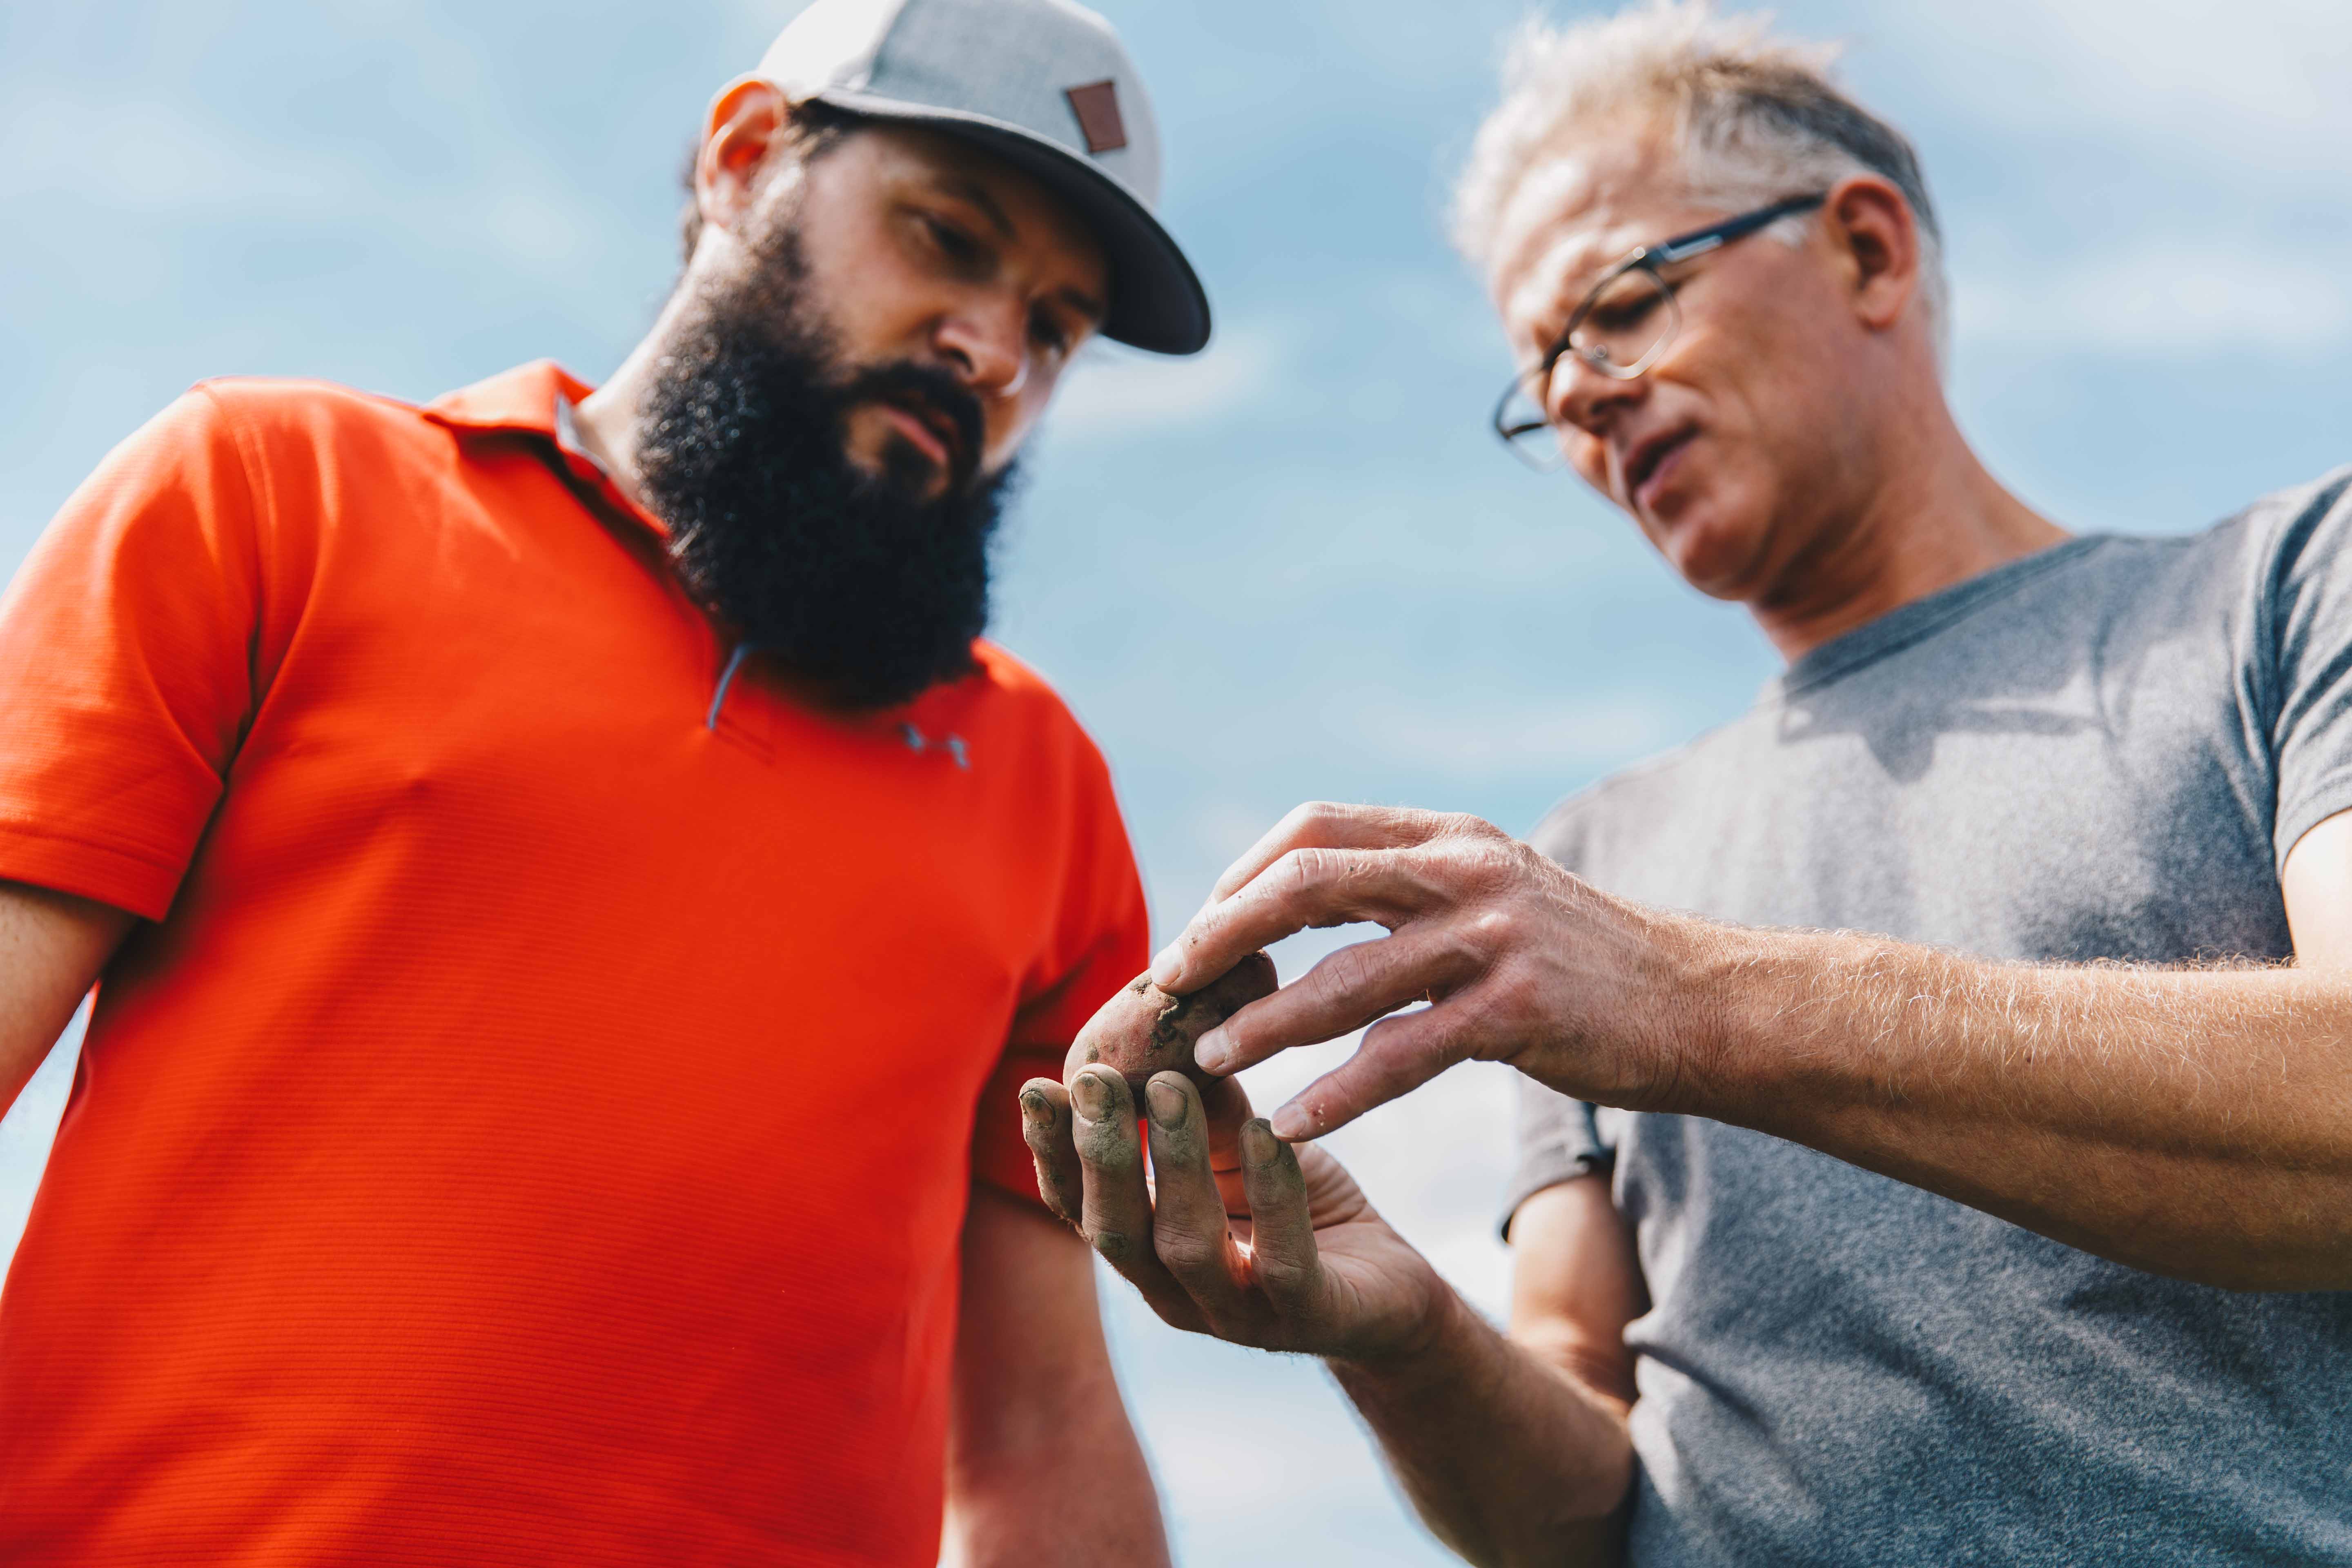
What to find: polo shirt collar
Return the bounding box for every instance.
[425,360,667,539]
[425,359,590,438]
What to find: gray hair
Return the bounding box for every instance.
[1453,1,1950,367]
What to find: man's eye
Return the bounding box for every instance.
[923,217,984,268]
[1028,310,1071,359]
[1589,294,1662,332]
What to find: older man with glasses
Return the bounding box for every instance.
[1024,4,2352,1565]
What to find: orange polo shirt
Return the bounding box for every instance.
[0,363,1147,1566]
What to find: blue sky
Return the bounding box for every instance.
[3,0,2348,1560]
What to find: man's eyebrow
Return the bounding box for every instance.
[1532,240,1620,324]
[1055,285,1108,327]
[940,176,1018,241]
[931,174,1106,326]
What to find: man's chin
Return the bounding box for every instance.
[855,434,960,505]
[1651,510,1763,602]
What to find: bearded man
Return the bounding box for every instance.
[1028,5,2352,1566]
[0,2,1203,1563]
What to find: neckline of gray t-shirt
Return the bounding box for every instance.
[1768,535,2109,702]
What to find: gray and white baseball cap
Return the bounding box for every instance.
[757,0,1210,355]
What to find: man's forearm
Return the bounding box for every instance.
[1670,922,2352,1289]
[1326,1286,1631,1568]
[943,1379,1165,1568]
[946,1189,1170,1568]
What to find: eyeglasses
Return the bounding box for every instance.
[1491,193,1828,472]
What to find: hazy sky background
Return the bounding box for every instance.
[4,0,2348,1560]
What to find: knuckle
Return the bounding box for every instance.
[1252,1253,1314,1302]
[1294,800,1346,835]
[1421,839,1499,897]
[1270,848,1341,911]
[1076,1125,1134,1167]
[1155,1229,1221,1277]
[1088,1227,1140,1264]
[1437,981,1519,1064]
[1149,1123,1203,1165]
[1490,957,1542,1014]
[1469,903,1522,954]
[1413,1013,1469,1071]
[1318,941,1381,998]
[1477,840,1526,884]
[1440,811,1503,844]
[1363,1014,1443,1081]
[1439,924,1490,978]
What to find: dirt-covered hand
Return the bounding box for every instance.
[1144,802,1710,1140]
[1018,1067,1449,1362]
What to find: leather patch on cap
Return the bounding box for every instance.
[1065,80,1127,155]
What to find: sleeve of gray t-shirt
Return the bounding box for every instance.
[1499,1076,1614,1239]
[2258,466,2352,863]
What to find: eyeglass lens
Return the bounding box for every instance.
[1498,267,1679,470]
[1574,268,1676,376]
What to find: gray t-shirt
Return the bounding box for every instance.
[1510,469,2352,1566]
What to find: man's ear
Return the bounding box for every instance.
[1825,174,1921,334]
[694,76,793,244]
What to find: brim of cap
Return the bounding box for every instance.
[804,89,1212,356]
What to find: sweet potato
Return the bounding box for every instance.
[1065,950,1279,1093]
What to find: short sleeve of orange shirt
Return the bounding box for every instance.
[0,365,1149,1568]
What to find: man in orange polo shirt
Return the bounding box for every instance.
[0,2,1205,1563]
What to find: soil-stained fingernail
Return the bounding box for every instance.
[1269,1101,1314,1140]
[1145,1078,1187,1129]
[1241,1118,1280,1163]
[1018,1088,1049,1123]
[1069,1071,1110,1122]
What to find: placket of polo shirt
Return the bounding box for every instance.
[548,394,780,757]
[702,640,782,759]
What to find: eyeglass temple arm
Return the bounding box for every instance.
[1651,193,1829,265]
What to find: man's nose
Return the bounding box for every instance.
[934,298,1029,401]
[1548,349,1644,436]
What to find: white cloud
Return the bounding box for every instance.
[1333,688,1701,776]
[1959,243,2352,359]
[1048,324,1286,439]
[0,89,310,213]
[1864,0,2352,164]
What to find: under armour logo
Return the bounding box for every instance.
[900,722,970,769]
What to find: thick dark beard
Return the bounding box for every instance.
[633,225,1017,713]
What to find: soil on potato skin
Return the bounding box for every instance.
[1069,951,1278,1091]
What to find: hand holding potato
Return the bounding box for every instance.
[1019,1064,1449,1361]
